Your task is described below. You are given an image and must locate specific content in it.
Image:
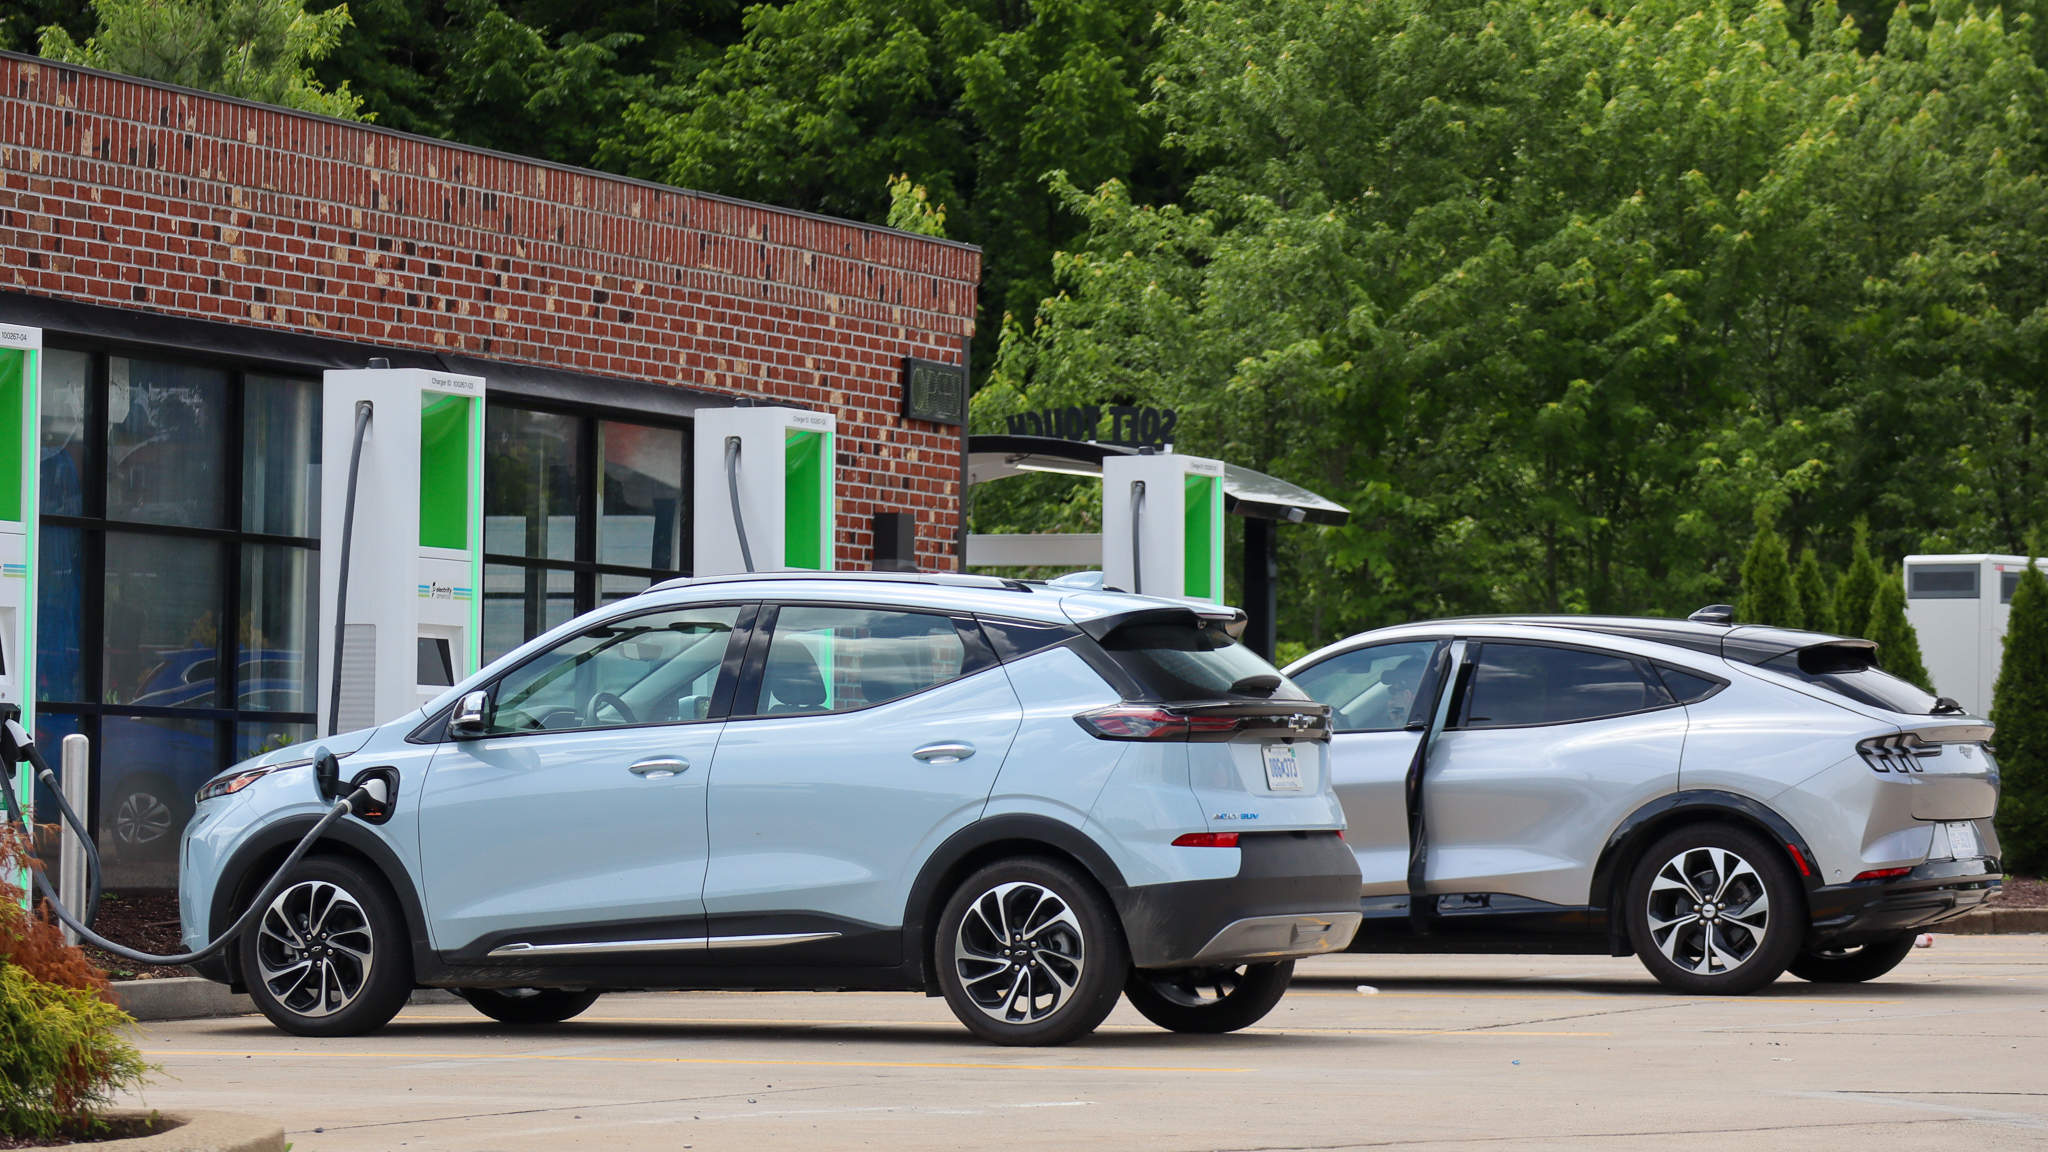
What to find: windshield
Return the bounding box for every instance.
[1097,620,1307,702]
[1759,651,1946,715]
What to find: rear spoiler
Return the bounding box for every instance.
[1068,603,1249,642]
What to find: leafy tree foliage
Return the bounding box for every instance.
[1834,520,1884,639]
[1992,558,2048,871]
[39,0,365,118]
[1792,547,1834,633]
[982,0,2048,645]
[1868,568,1934,692]
[1739,514,1798,628]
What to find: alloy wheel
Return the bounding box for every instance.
[1645,846,1771,975]
[1137,965,1251,1008]
[114,790,173,845]
[255,880,376,1018]
[953,881,1087,1025]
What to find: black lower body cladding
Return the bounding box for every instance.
[1806,857,2001,947]
[1115,830,1360,968]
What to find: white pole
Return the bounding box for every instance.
[58,734,87,947]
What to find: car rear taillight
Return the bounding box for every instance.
[1072,705,1241,741]
[1853,867,1913,881]
[1172,832,1240,847]
[1858,733,1938,773]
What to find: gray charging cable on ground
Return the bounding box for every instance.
[0,721,384,967]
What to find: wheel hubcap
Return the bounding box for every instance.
[954,881,1086,1025]
[114,791,173,845]
[255,881,375,1017]
[1647,846,1770,976]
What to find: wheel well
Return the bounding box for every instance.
[216,838,391,987]
[1595,807,1813,952]
[912,837,1109,990]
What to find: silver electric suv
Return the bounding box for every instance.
[1285,612,2002,994]
[182,573,1360,1044]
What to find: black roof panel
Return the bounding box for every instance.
[1435,615,1871,664]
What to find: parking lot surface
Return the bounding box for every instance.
[121,935,2048,1151]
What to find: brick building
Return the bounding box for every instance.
[0,51,979,883]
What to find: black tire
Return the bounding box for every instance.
[1787,933,1918,984]
[1626,823,1803,996]
[457,987,603,1024]
[1124,961,1294,1033]
[239,854,413,1037]
[934,857,1129,1046]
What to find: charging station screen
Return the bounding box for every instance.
[784,428,830,570]
[420,393,473,549]
[1184,472,1218,599]
[0,348,27,523]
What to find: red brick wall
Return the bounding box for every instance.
[0,53,978,571]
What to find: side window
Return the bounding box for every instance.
[486,604,742,733]
[1462,643,1660,728]
[1291,641,1438,732]
[758,606,967,715]
[1654,664,1724,704]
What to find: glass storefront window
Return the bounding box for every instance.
[237,719,312,761]
[241,544,316,712]
[243,375,320,537]
[40,350,89,517]
[103,532,221,707]
[486,406,580,560]
[483,562,576,664]
[106,357,229,528]
[601,421,683,571]
[97,715,214,888]
[36,524,84,704]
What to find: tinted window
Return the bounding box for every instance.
[758,606,966,715]
[488,605,740,732]
[1907,564,1978,599]
[1654,665,1723,704]
[1759,651,1944,714]
[1293,642,1437,731]
[1097,619,1306,702]
[1463,644,1658,727]
[979,618,1077,662]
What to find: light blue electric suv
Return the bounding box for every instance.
[180,573,1360,1045]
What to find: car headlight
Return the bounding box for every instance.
[195,759,302,804]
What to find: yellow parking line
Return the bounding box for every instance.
[142,1050,1247,1073]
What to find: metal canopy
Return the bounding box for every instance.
[966,435,1349,525]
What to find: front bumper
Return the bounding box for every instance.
[1807,856,2001,947]
[1114,830,1363,968]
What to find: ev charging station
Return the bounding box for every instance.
[1101,451,1226,604]
[0,325,35,887]
[692,405,836,576]
[317,367,486,735]
[1902,553,2048,716]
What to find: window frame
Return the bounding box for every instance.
[1293,638,1450,734]
[1450,638,1678,731]
[730,602,998,720]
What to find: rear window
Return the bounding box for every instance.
[1760,648,1945,714]
[1097,620,1307,702]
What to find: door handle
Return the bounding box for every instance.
[912,742,976,765]
[629,757,690,779]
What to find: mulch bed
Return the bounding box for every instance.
[1992,874,2048,908]
[0,1115,168,1146]
[68,890,188,982]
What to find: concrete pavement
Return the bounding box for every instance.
[117,934,2048,1151]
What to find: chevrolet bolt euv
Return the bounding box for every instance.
[182,573,1360,1044]
[1285,612,2001,993]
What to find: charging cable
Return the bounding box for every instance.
[326,399,373,736]
[0,721,385,967]
[725,435,755,572]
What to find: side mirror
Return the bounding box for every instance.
[450,690,490,738]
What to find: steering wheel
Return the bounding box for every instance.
[587,691,637,725]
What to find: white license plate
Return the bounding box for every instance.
[1945,821,1981,859]
[1263,744,1303,791]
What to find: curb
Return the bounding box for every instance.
[114,978,462,1021]
[53,1109,283,1151]
[1940,906,2048,935]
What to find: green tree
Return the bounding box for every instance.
[1739,512,1798,628]
[1868,568,1935,693]
[1793,548,1835,633]
[39,0,365,119]
[887,174,947,238]
[1834,520,1885,639]
[1992,558,2048,872]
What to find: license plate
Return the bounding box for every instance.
[1945,821,1981,859]
[1263,744,1303,791]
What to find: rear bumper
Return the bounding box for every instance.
[1114,831,1363,968]
[1807,856,2002,947]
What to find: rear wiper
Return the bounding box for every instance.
[1229,674,1282,698]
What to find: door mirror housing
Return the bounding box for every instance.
[450,690,490,738]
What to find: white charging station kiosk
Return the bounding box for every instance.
[0,325,36,881]
[692,405,836,576]
[1101,451,1225,603]
[317,367,485,734]
[1902,553,2048,716]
